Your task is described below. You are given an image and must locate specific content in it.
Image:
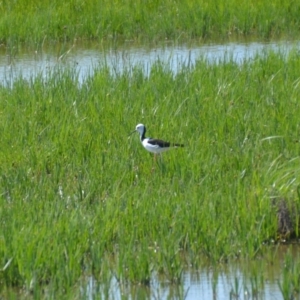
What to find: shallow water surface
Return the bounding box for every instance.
[0,39,299,86]
[82,245,299,300]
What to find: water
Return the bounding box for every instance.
[1,40,299,299]
[0,40,299,86]
[83,264,281,299]
[82,245,299,300]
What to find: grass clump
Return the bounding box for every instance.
[0,0,300,46]
[0,50,300,297]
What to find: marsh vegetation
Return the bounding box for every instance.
[0,50,300,298]
[1,0,300,299]
[1,0,300,46]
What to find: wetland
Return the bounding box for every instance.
[1,1,300,299]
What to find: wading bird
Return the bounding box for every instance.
[129,123,184,155]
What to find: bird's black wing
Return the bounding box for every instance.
[147,138,171,148]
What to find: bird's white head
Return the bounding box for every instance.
[135,123,146,136]
[129,123,146,138]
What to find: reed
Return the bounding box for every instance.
[0,0,300,46]
[0,50,300,298]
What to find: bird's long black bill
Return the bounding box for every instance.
[128,130,136,137]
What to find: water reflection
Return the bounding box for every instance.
[82,245,299,300]
[0,40,299,86]
[83,267,280,300]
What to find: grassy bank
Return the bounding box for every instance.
[0,51,300,298]
[1,0,300,46]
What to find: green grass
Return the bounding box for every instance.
[279,248,300,299]
[1,50,300,298]
[1,0,300,46]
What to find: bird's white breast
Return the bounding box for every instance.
[142,138,170,154]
